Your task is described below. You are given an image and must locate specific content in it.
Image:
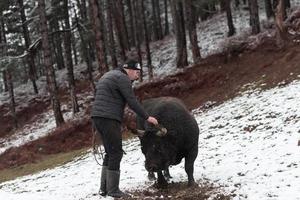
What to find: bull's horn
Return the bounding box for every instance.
[156,127,167,137]
[135,129,145,137]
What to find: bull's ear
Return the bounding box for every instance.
[135,129,145,137]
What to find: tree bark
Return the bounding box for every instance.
[89,0,107,75]
[71,33,78,65]
[164,0,169,36]
[285,0,290,8]
[0,18,8,92]
[264,0,274,19]
[133,0,143,82]
[63,0,79,114]
[141,0,153,79]
[18,0,38,94]
[125,0,136,47]
[111,0,127,62]
[99,0,109,68]
[38,0,64,126]
[2,70,8,92]
[120,0,130,50]
[75,12,96,93]
[224,0,236,36]
[184,0,201,63]
[151,0,163,40]
[249,0,260,34]
[106,0,118,68]
[6,69,18,129]
[275,0,288,47]
[170,0,188,68]
[49,10,65,70]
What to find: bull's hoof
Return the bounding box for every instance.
[148,172,156,181]
[163,170,172,181]
[157,174,168,189]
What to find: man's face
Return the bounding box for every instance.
[127,69,140,81]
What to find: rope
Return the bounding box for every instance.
[92,126,105,166]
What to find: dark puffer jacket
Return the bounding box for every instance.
[91,68,149,122]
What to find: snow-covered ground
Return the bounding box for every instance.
[1,78,300,200]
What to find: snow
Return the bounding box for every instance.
[0,105,75,154]
[1,79,300,200]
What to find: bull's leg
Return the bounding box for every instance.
[147,171,156,181]
[157,171,168,188]
[185,146,198,187]
[163,168,172,180]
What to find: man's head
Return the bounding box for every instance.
[123,59,141,81]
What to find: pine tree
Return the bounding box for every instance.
[38,0,64,126]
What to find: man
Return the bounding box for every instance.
[91,59,158,198]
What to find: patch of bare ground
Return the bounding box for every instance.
[122,182,233,200]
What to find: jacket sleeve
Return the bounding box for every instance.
[118,76,149,120]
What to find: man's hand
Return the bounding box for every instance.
[147,116,158,125]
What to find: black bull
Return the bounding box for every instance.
[136,97,199,187]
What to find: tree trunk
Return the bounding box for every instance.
[164,0,169,36]
[125,0,136,47]
[273,0,278,10]
[141,0,153,79]
[133,0,143,82]
[151,0,159,40]
[120,0,130,50]
[71,33,78,65]
[0,18,8,92]
[249,0,260,34]
[38,0,64,127]
[18,0,38,94]
[151,0,163,40]
[275,0,288,47]
[99,0,109,69]
[285,0,290,8]
[49,13,65,70]
[75,12,96,93]
[106,0,118,68]
[224,0,236,36]
[2,70,8,92]
[89,0,107,75]
[264,0,274,19]
[6,69,18,129]
[184,0,201,63]
[63,0,79,114]
[170,0,188,68]
[111,0,127,62]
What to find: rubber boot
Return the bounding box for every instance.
[106,170,128,198]
[99,166,107,196]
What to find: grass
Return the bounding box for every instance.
[0,131,137,184]
[0,147,89,184]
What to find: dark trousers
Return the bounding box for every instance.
[92,117,123,171]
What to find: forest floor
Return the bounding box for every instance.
[1,36,300,199]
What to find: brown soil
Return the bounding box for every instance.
[122,182,233,200]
